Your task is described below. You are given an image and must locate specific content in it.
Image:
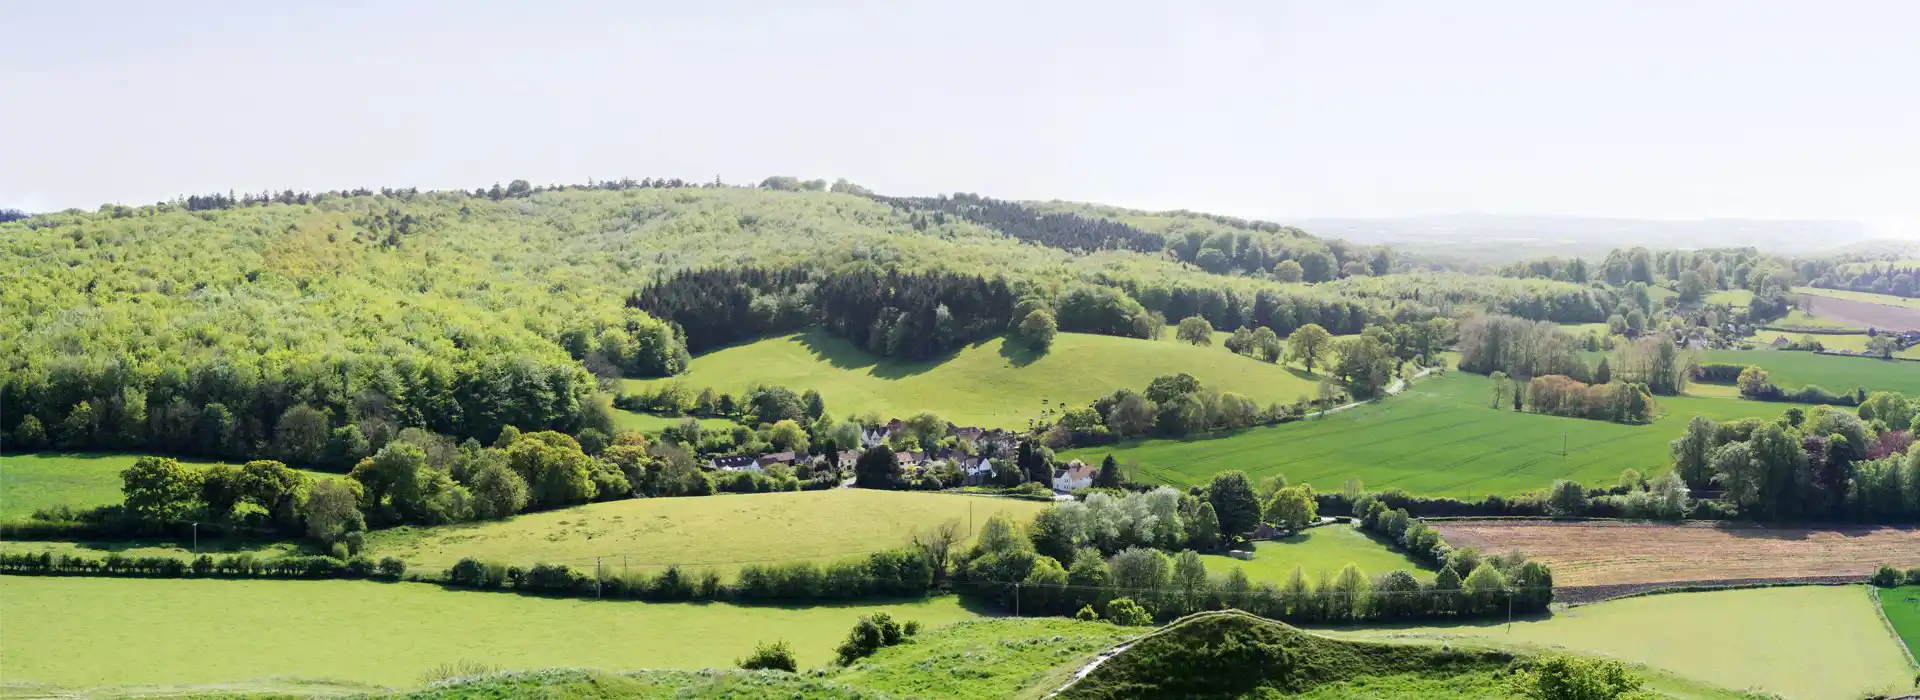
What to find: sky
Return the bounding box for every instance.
[3,1,1916,236]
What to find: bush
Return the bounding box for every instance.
[1511,655,1652,700]
[1906,567,1920,586]
[1871,563,1902,587]
[834,613,912,665]
[738,640,798,672]
[1075,604,1101,621]
[1104,597,1153,626]
[376,556,406,581]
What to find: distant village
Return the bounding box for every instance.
[701,418,1097,493]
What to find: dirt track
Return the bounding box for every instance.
[1432,519,1920,586]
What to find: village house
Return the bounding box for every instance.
[1051,460,1096,492]
[754,452,797,470]
[706,455,759,472]
[961,457,996,486]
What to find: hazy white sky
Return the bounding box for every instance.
[3,1,1915,235]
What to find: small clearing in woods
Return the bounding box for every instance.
[1431,520,1920,586]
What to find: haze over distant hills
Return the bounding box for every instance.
[1293,214,1889,267]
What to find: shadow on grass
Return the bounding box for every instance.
[793,327,1012,381]
[997,336,1043,368]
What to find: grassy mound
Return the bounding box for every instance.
[1057,611,1516,699]
[362,489,1048,574]
[625,328,1321,429]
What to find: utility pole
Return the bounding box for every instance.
[1014,582,1021,618]
[191,522,198,554]
[623,554,629,577]
[596,557,602,599]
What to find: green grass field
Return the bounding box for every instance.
[364,489,1050,572]
[1704,349,1920,395]
[1346,586,1910,700]
[625,328,1321,429]
[611,410,738,434]
[0,576,984,690]
[1876,585,1920,667]
[1705,289,1755,306]
[0,452,333,520]
[1202,525,1436,583]
[1062,372,1787,497]
[1558,322,1611,338]
[1768,309,1862,331]
[1801,287,1920,310]
[1752,332,1877,353]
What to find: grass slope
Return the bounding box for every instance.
[1201,525,1437,584]
[385,618,1130,700]
[0,452,332,520]
[1704,349,1920,395]
[1063,372,1788,497]
[1346,586,1910,700]
[364,489,1049,572]
[0,576,983,690]
[627,328,1321,429]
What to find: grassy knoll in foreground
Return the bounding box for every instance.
[1063,372,1787,497]
[625,328,1320,429]
[0,576,984,690]
[1200,525,1436,584]
[364,489,1049,572]
[0,452,332,520]
[1342,586,1909,700]
[1704,349,1920,395]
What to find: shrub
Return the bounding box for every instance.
[834,613,911,665]
[738,640,798,672]
[1509,655,1653,700]
[1104,597,1153,626]
[1871,563,1902,587]
[1075,604,1101,622]
[376,556,407,580]
[1906,567,1920,586]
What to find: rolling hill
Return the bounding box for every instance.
[625,327,1323,429]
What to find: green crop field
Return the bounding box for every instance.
[0,452,333,520]
[626,328,1321,429]
[1876,585,1920,665]
[364,489,1049,572]
[1345,586,1910,700]
[1770,309,1861,331]
[1704,349,1920,395]
[1062,372,1787,497]
[1201,525,1436,583]
[0,576,984,690]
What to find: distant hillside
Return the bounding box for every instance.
[1299,213,1877,267]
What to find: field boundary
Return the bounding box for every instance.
[1869,586,1920,673]
[1555,576,1861,605]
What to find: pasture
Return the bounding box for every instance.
[1431,520,1920,586]
[1705,288,1753,306]
[1346,586,1911,700]
[0,452,332,520]
[1769,309,1861,331]
[1201,525,1436,583]
[1703,349,1920,395]
[624,328,1320,429]
[611,410,737,434]
[1876,585,1920,666]
[1062,372,1787,497]
[1753,331,1876,353]
[0,576,982,689]
[364,489,1049,572]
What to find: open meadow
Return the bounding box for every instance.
[1200,524,1436,583]
[1703,349,1920,395]
[610,410,738,435]
[1877,585,1920,665]
[0,576,984,690]
[0,452,333,520]
[625,328,1321,429]
[1343,586,1912,700]
[1062,372,1788,497]
[1431,520,1920,586]
[363,489,1049,572]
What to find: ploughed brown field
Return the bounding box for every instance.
[1433,520,1920,586]
[1802,293,1920,331]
